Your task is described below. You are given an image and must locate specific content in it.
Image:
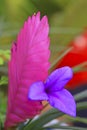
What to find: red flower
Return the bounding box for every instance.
[55,29,87,89]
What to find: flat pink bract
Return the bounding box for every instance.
[5,12,50,129]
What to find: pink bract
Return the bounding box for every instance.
[5,12,50,129]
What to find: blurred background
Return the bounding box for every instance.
[0,0,87,128]
[1,0,87,55]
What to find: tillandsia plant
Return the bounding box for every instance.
[3,12,77,130]
[0,11,87,130]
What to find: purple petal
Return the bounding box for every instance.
[48,89,76,117]
[28,81,48,100]
[45,67,73,92]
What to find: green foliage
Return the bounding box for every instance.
[0,91,7,127]
[0,76,8,86]
[24,109,63,130]
[0,50,9,87]
[0,57,4,65]
[65,116,87,124]
[0,50,10,61]
[74,90,87,101]
[44,125,87,130]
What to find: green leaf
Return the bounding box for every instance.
[0,57,4,65]
[74,90,87,101]
[0,50,10,60]
[66,116,87,124]
[44,125,87,130]
[0,76,8,86]
[24,109,63,130]
[50,47,73,71]
[4,50,10,60]
[73,62,87,72]
[77,101,87,111]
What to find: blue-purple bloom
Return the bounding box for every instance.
[28,66,76,117]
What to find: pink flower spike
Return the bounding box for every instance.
[5,12,50,129]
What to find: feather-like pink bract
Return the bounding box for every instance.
[5,12,50,129]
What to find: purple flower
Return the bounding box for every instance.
[28,66,76,117]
